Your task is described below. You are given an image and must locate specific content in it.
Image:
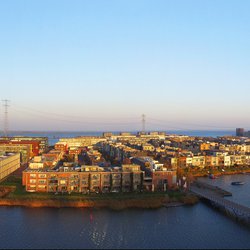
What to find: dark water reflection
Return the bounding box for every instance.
[0,203,250,249]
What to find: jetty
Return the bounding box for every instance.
[190,181,250,225]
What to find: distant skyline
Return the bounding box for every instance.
[1,0,250,131]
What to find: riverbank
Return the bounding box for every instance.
[192,169,250,178]
[0,190,199,210]
[0,193,199,210]
[0,177,198,210]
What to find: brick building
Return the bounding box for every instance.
[22,164,144,193]
[0,153,20,181]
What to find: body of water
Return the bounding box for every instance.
[0,175,250,249]
[5,130,235,146]
[0,202,250,249]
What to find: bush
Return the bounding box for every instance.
[180,194,199,205]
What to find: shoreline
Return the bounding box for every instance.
[0,197,190,210]
[6,169,250,210]
[192,169,250,178]
[2,169,249,209]
[0,185,199,209]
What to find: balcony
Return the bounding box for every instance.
[70,181,79,185]
[81,181,89,186]
[112,181,121,187]
[70,176,79,180]
[123,181,131,185]
[102,181,110,186]
[91,175,100,180]
[133,181,141,185]
[112,175,121,180]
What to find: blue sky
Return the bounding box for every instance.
[0,0,250,131]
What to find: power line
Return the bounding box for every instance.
[9,102,239,131]
[11,106,141,126]
[146,121,192,131]
[2,99,10,137]
[147,117,236,130]
[12,103,139,121]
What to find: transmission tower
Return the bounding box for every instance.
[142,114,146,133]
[2,99,10,137]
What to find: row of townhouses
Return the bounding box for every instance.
[168,154,250,168]
[22,164,176,193]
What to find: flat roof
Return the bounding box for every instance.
[0,152,19,161]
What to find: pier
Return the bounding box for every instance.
[191,180,232,196]
[190,181,250,225]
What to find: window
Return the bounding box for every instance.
[39,174,46,178]
[38,180,46,184]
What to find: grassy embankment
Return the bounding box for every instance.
[0,176,198,210]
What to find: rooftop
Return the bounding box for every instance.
[0,152,19,161]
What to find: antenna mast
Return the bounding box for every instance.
[142,114,146,133]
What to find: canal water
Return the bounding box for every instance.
[0,175,250,249]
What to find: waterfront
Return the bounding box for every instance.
[1,175,250,249]
[6,130,235,146]
[199,174,250,207]
[1,130,250,249]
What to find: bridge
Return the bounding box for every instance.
[190,181,250,225]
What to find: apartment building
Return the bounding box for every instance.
[168,152,250,168]
[28,149,64,170]
[22,164,144,193]
[131,157,177,190]
[98,142,139,163]
[0,140,40,158]
[0,136,48,153]
[0,144,31,163]
[192,156,205,168]
[0,153,20,181]
[58,137,107,147]
[54,142,68,152]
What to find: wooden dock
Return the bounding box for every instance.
[192,180,232,196]
[190,181,250,225]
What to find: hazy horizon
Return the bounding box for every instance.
[1,0,249,131]
[3,128,236,133]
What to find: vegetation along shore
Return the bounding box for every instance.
[0,176,198,210]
